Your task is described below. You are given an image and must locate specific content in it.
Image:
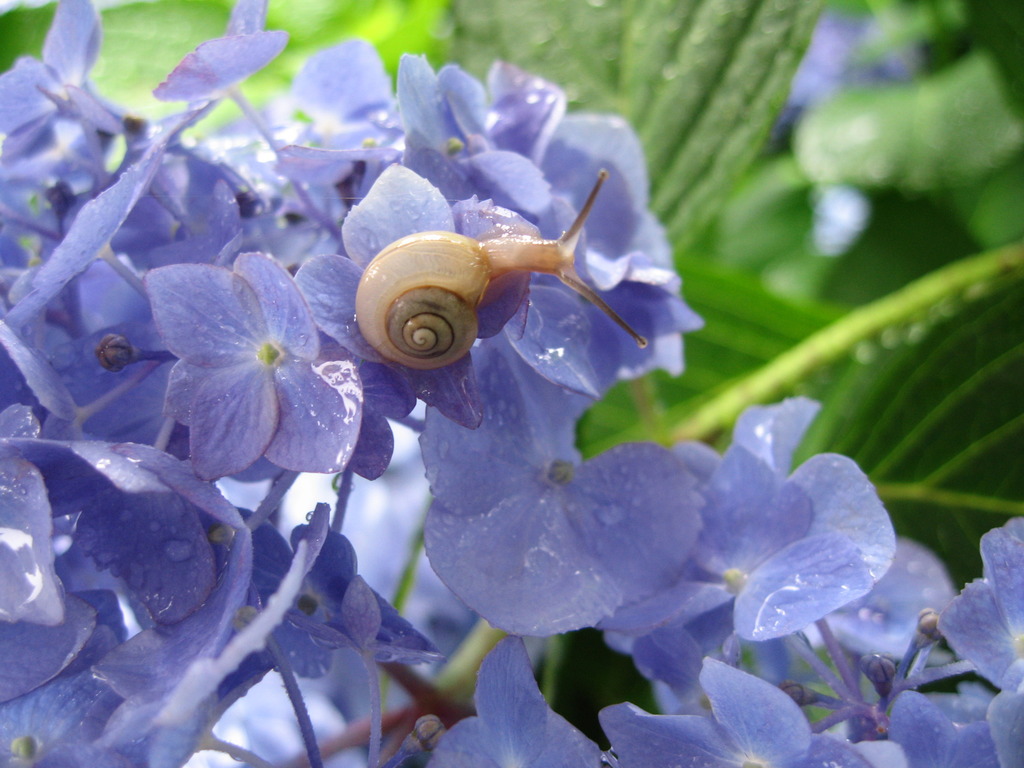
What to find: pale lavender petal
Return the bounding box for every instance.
[341,164,454,267]
[0,596,95,703]
[235,252,318,359]
[146,263,264,366]
[732,397,821,477]
[188,363,277,480]
[701,659,811,761]
[941,580,1023,691]
[154,31,288,102]
[797,453,894,580]
[43,0,101,85]
[265,359,361,473]
[736,532,875,640]
[0,457,63,626]
[292,40,392,119]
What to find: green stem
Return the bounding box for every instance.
[668,243,1024,444]
[434,619,506,700]
[391,501,428,612]
[876,482,1024,517]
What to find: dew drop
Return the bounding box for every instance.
[163,539,192,563]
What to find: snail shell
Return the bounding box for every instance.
[356,233,491,369]
[354,170,647,370]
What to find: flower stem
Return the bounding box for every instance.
[201,735,277,768]
[434,620,506,700]
[269,634,325,768]
[668,243,1024,444]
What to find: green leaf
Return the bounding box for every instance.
[661,243,1024,447]
[819,190,980,305]
[579,257,841,453]
[947,151,1024,250]
[800,269,1024,585]
[92,1,231,116]
[966,0,1024,116]
[0,5,52,73]
[690,156,831,300]
[795,52,1024,192]
[449,0,825,245]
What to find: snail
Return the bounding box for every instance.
[355,170,649,370]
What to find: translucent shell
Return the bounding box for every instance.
[356,233,491,369]
[353,171,647,370]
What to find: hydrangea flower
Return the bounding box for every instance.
[429,637,601,767]
[2,3,1007,768]
[674,397,896,640]
[888,691,999,768]
[940,518,1024,691]
[827,537,955,655]
[600,658,891,768]
[420,343,704,635]
[146,252,362,479]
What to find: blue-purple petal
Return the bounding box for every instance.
[989,690,1024,768]
[796,453,894,580]
[506,284,602,398]
[0,456,63,625]
[981,526,1024,630]
[235,252,318,359]
[0,58,56,134]
[941,580,1022,691]
[572,443,702,601]
[153,31,289,102]
[42,0,101,86]
[147,263,264,366]
[75,486,216,624]
[736,532,875,640]
[437,64,488,142]
[265,358,361,473]
[732,397,821,477]
[340,575,381,649]
[227,0,268,36]
[341,164,454,267]
[295,253,382,361]
[701,659,811,762]
[695,445,801,576]
[0,595,95,703]
[397,54,448,153]
[187,363,277,479]
[487,62,565,163]
[599,702,735,767]
[292,40,392,120]
[465,151,552,218]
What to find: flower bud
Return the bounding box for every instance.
[860,653,897,698]
[95,333,139,372]
[780,679,819,707]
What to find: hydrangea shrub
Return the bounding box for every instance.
[0,1,1020,767]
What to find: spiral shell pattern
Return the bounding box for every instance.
[385,287,477,367]
[355,233,491,370]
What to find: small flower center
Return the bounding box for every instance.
[297,593,319,616]
[723,567,748,595]
[545,460,575,486]
[257,341,284,366]
[1014,633,1024,659]
[446,137,465,155]
[233,605,259,630]
[742,760,768,768]
[11,735,39,761]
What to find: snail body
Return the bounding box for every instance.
[355,171,647,370]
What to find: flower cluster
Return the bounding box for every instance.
[0,1,1019,767]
